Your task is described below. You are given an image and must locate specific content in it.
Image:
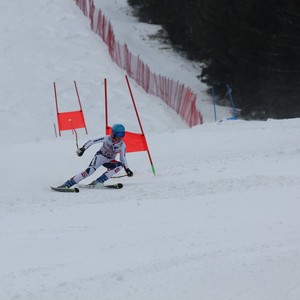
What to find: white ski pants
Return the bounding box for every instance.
[72,151,123,184]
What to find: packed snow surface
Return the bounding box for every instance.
[1,1,300,300]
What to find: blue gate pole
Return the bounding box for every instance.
[212,86,217,122]
[226,84,237,119]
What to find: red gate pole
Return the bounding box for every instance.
[125,75,156,176]
[53,82,61,136]
[104,78,109,130]
[74,81,88,134]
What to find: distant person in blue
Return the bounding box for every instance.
[59,124,133,188]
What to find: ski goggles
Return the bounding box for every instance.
[114,131,125,138]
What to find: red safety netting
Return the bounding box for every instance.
[75,0,203,127]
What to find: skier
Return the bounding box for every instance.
[58,124,133,188]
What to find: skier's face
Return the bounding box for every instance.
[112,136,123,142]
[112,131,125,143]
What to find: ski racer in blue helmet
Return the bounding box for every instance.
[57,123,133,189]
[111,123,125,142]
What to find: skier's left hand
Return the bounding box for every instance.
[76,147,85,157]
[125,168,133,177]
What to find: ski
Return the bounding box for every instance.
[78,183,123,190]
[50,186,80,193]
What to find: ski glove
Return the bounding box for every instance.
[125,168,133,177]
[76,147,85,157]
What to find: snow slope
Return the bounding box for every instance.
[1,1,300,300]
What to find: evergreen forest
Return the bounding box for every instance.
[127,0,300,119]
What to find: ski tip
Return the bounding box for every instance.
[101,183,123,189]
[50,186,80,193]
[107,183,123,189]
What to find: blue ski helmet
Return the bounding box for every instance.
[112,124,125,138]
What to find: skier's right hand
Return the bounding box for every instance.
[76,147,85,157]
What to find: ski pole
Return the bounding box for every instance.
[112,174,128,179]
[68,118,79,149]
